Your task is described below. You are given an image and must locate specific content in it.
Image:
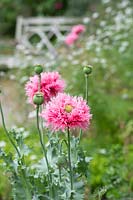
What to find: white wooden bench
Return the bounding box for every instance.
[15,16,81,56]
[0,16,81,68]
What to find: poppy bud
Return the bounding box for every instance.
[34,65,43,74]
[83,65,93,75]
[57,155,66,166]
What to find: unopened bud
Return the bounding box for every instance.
[83,65,93,75]
[57,155,66,166]
[34,65,43,74]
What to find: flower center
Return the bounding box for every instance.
[64,104,73,113]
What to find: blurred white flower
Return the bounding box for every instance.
[100,21,106,27]
[26,55,32,61]
[28,110,36,118]
[99,148,107,154]
[117,0,129,9]
[72,49,84,56]
[96,29,102,35]
[119,41,129,53]
[30,155,37,160]
[102,0,110,4]
[92,12,99,19]
[95,47,101,53]
[114,12,125,24]
[93,58,99,63]
[9,74,16,80]
[67,55,73,60]
[20,76,28,83]
[114,34,123,41]
[121,41,129,47]
[103,38,109,44]
[23,131,30,138]
[105,7,112,13]
[0,141,6,148]
[72,60,79,65]
[104,30,113,37]
[119,46,126,53]
[101,59,106,64]
[82,60,88,66]
[62,61,67,67]
[121,93,128,99]
[45,62,51,68]
[83,17,90,24]
[0,72,5,76]
[125,8,132,15]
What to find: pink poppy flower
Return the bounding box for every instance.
[25,72,65,104]
[64,33,79,46]
[41,93,92,131]
[71,24,86,35]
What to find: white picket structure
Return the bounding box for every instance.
[0,16,81,68]
[15,16,81,56]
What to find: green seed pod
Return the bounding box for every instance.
[33,92,44,105]
[83,65,93,75]
[34,65,43,74]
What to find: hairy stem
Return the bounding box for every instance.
[67,127,73,199]
[79,74,89,143]
[85,74,89,104]
[36,106,49,171]
[59,166,62,182]
[38,74,41,92]
[0,101,21,157]
[0,100,32,199]
[78,129,83,144]
[36,105,53,198]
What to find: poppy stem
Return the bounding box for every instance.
[0,100,32,199]
[85,74,89,104]
[67,127,74,199]
[36,105,54,199]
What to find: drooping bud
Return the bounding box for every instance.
[64,104,73,113]
[33,92,44,105]
[57,155,66,167]
[83,65,93,75]
[34,65,43,74]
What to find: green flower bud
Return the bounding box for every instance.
[34,65,43,74]
[83,65,93,75]
[57,155,66,167]
[33,92,44,105]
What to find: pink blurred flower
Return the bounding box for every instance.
[41,93,92,131]
[72,24,86,35]
[55,2,63,10]
[25,72,65,104]
[65,33,79,46]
